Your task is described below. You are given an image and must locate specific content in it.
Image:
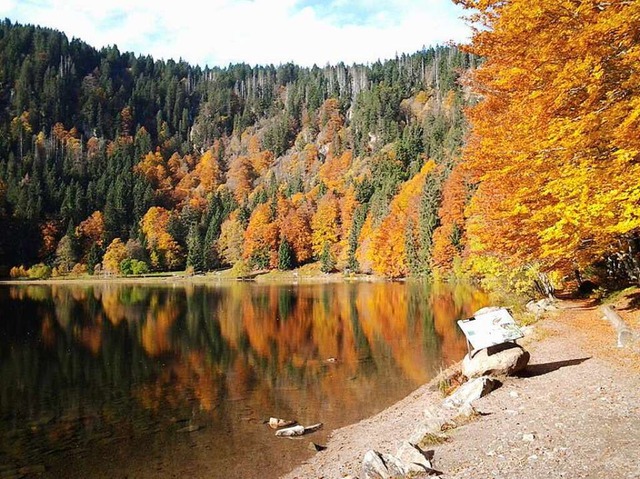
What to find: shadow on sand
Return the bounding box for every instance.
[517,356,591,378]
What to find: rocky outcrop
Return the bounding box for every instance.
[462,342,529,378]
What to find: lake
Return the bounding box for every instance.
[0,280,487,478]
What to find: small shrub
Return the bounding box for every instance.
[131,260,149,275]
[27,263,52,280]
[9,265,28,278]
[416,433,450,449]
[230,259,251,279]
[71,263,87,276]
[120,259,150,276]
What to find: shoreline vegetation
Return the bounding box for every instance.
[0,263,388,285]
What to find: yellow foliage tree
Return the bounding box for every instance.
[140,207,183,270]
[102,238,127,274]
[218,212,245,265]
[456,0,640,274]
[311,191,340,258]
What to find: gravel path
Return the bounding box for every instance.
[284,297,640,479]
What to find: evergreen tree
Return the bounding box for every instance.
[86,243,101,275]
[418,171,442,273]
[186,222,204,272]
[278,238,294,270]
[320,242,335,273]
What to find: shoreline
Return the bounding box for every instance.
[0,269,390,286]
[283,294,640,478]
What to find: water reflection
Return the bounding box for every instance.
[0,281,487,478]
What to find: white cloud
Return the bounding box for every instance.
[2,0,470,67]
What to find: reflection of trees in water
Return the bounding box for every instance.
[0,281,488,463]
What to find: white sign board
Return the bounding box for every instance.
[457,308,524,350]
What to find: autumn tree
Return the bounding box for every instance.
[243,202,279,269]
[218,212,245,266]
[140,207,184,270]
[102,238,128,274]
[369,161,435,277]
[456,0,640,277]
[311,191,340,258]
[76,211,105,260]
[276,194,313,265]
[431,164,469,273]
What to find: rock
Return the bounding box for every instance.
[526,298,557,316]
[463,342,530,378]
[522,433,536,442]
[275,422,322,437]
[362,450,406,479]
[275,425,305,437]
[303,422,323,434]
[443,376,499,409]
[176,424,202,433]
[396,442,433,474]
[268,417,296,429]
[308,441,327,452]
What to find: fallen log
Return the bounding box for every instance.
[600,305,634,347]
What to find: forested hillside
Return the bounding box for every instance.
[0,19,477,278]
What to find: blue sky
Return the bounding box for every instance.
[0,0,471,67]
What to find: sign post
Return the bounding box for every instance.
[457,308,524,356]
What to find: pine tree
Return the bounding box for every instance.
[320,242,335,273]
[278,238,294,270]
[186,223,204,272]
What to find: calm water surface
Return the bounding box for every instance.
[0,280,487,478]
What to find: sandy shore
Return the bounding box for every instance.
[284,294,640,478]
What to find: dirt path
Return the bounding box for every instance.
[284,296,640,479]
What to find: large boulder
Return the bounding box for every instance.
[462,342,529,378]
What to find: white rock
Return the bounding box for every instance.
[443,376,498,409]
[275,425,305,437]
[396,442,432,474]
[463,343,530,378]
[362,450,406,479]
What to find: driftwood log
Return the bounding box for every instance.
[600,305,634,347]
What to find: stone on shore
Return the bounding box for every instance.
[526,298,558,316]
[395,441,434,474]
[443,376,499,409]
[361,450,406,479]
[462,342,530,378]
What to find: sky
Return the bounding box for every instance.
[0,0,471,68]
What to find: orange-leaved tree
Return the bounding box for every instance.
[456,0,640,275]
[370,161,436,277]
[243,202,279,269]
